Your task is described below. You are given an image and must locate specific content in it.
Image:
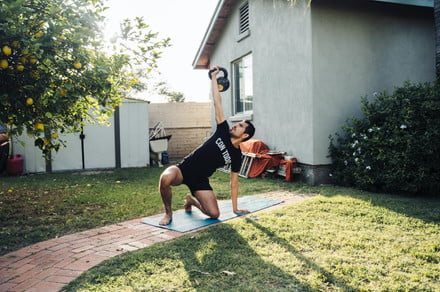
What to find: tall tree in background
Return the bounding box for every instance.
[0,0,170,159]
[156,81,186,103]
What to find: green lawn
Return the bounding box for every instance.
[0,165,296,255]
[63,188,439,292]
[1,166,439,291]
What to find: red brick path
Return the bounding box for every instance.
[0,192,313,292]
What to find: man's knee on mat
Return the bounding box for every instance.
[208,209,220,219]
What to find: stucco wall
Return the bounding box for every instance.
[208,0,314,158]
[148,102,211,158]
[205,0,434,178]
[311,0,435,165]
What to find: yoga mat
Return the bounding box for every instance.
[141,196,283,232]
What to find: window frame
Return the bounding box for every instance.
[231,53,253,122]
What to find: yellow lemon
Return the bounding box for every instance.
[7,189,13,194]
[86,184,92,187]
[29,57,37,64]
[2,45,12,56]
[34,123,44,131]
[59,88,67,96]
[26,97,34,105]
[73,62,82,69]
[34,31,43,38]
[0,59,8,69]
[51,132,58,139]
[17,64,24,71]
[43,139,49,145]
[115,180,121,184]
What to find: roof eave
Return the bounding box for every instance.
[192,0,234,70]
[370,0,433,7]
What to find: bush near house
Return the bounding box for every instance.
[329,80,440,196]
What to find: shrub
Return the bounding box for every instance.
[329,81,440,196]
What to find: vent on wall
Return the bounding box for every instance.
[239,2,249,34]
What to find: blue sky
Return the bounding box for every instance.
[104,0,218,102]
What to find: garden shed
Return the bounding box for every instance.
[193,0,435,184]
[11,98,150,173]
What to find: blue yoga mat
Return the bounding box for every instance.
[141,196,283,232]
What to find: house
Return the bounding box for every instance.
[193,0,435,184]
[11,98,150,173]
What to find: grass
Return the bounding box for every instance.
[62,189,440,291]
[1,165,440,291]
[0,164,295,255]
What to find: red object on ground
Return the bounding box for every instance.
[240,139,282,178]
[279,158,297,181]
[7,154,24,175]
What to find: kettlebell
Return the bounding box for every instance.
[208,67,230,92]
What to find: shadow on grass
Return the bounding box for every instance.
[176,225,314,291]
[244,218,357,292]
[62,224,314,291]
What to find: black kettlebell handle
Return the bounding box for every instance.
[208,67,228,80]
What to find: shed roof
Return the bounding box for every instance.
[192,0,434,70]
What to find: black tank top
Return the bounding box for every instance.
[178,120,242,178]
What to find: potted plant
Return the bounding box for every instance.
[0,125,24,175]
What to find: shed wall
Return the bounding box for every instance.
[12,99,149,173]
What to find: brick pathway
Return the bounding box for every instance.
[0,192,314,292]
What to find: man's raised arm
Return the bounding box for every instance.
[210,66,226,124]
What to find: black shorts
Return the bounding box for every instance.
[177,164,213,194]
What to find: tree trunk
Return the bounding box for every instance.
[435,0,440,78]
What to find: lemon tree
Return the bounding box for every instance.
[0,0,170,159]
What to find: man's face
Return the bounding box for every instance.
[230,120,248,140]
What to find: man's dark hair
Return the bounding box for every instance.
[243,120,255,142]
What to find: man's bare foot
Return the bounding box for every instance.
[183,194,193,212]
[159,214,172,225]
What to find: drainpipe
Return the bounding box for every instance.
[80,125,85,169]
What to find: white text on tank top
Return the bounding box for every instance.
[215,137,232,165]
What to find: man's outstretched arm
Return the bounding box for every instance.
[211,66,226,125]
[230,171,249,214]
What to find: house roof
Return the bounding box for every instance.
[192,0,433,70]
[192,0,234,69]
[371,0,433,7]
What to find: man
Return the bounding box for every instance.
[158,66,255,225]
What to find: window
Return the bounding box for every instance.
[233,54,253,115]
